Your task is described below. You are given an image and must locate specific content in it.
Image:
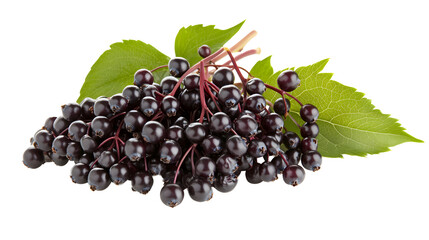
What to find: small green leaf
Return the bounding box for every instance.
[77,40,170,103]
[175,21,245,66]
[256,58,422,158]
[250,56,274,81]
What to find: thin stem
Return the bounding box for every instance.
[288,113,301,129]
[207,64,254,78]
[118,156,127,164]
[150,65,168,73]
[206,81,219,92]
[144,155,148,172]
[222,48,261,66]
[264,83,304,106]
[211,31,258,63]
[279,152,289,166]
[173,144,196,184]
[199,61,208,123]
[109,112,126,121]
[97,136,115,149]
[59,127,69,136]
[155,91,166,98]
[191,147,196,176]
[205,82,222,112]
[223,47,248,104]
[169,48,224,96]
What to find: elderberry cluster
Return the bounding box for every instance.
[22,45,321,208]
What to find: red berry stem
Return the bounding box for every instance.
[279,152,289,166]
[190,147,196,176]
[206,81,220,92]
[287,113,301,129]
[198,61,208,123]
[211,30,258,63]
[108,111,126,121]
[264,83,304,107]
[169,47,225,97]
[150,65,168,73]
[173,143,197,184]
[118,155,127,164]
[222,48,261,66]
[97,136,115,149]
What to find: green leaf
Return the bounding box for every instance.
[250,56,274,81]
[257,58,422,158]
[77,40,170,103]
[175,21,245,66]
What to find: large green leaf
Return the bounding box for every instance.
[251,57,422,158]
[77,40,170,103]
[175,21,245,66]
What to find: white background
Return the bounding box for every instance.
[1,0,428,239]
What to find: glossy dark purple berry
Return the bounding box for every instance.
[168,57,190,77]
[93,98,113,117]
[109,94,128,113]
[188,179,213,202]
[134,69,154,87]
[124,110,146,133]
[300,104,319,123]
[80,98,95,120]
[198,45,211,58]
[301,151,322,171]
[301,137,318,152]
[216,154,238,175]
[53,116,70,135]
[195,157,216,183]
[210,112,232,134]
[159,140,182,164]
[80,134,98,153]
[141,121,166,144]
[124,138,145,161]
[259,162,278,182]
[218,85,241,108]
[283,131,301,149]
[245,94,266,113]
[43,117,57,132]
[201,135,223,155]
[214,174,238,193]
[234,115,258,137]
[283,165,305,186]
[109,163,130,185]
[277,70,300,92]
[262,113,284,133]
[97,150,117,168]
[122,85,142,107]
[185,122,207,143]
[213,67,234,88]
[160,184,184,208]
[61,103,82,121]
[245,163,262,184]
[88,168,111,191]
[161,96,179,117]
[237,155,254,171]
[301,122,319,138]
[247,140,267,158]
[273,98,290,115]
[91,116,113,139]
[246,78,266,95]
[183,73,200,90]
[226,135,247,157]
[23,147,45,169]
[33,130,54,151]
[70,163,90,184]
[68,120,87,142]
[51,135,71,156]
[140,96,159,117]
[132,171,154,194]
